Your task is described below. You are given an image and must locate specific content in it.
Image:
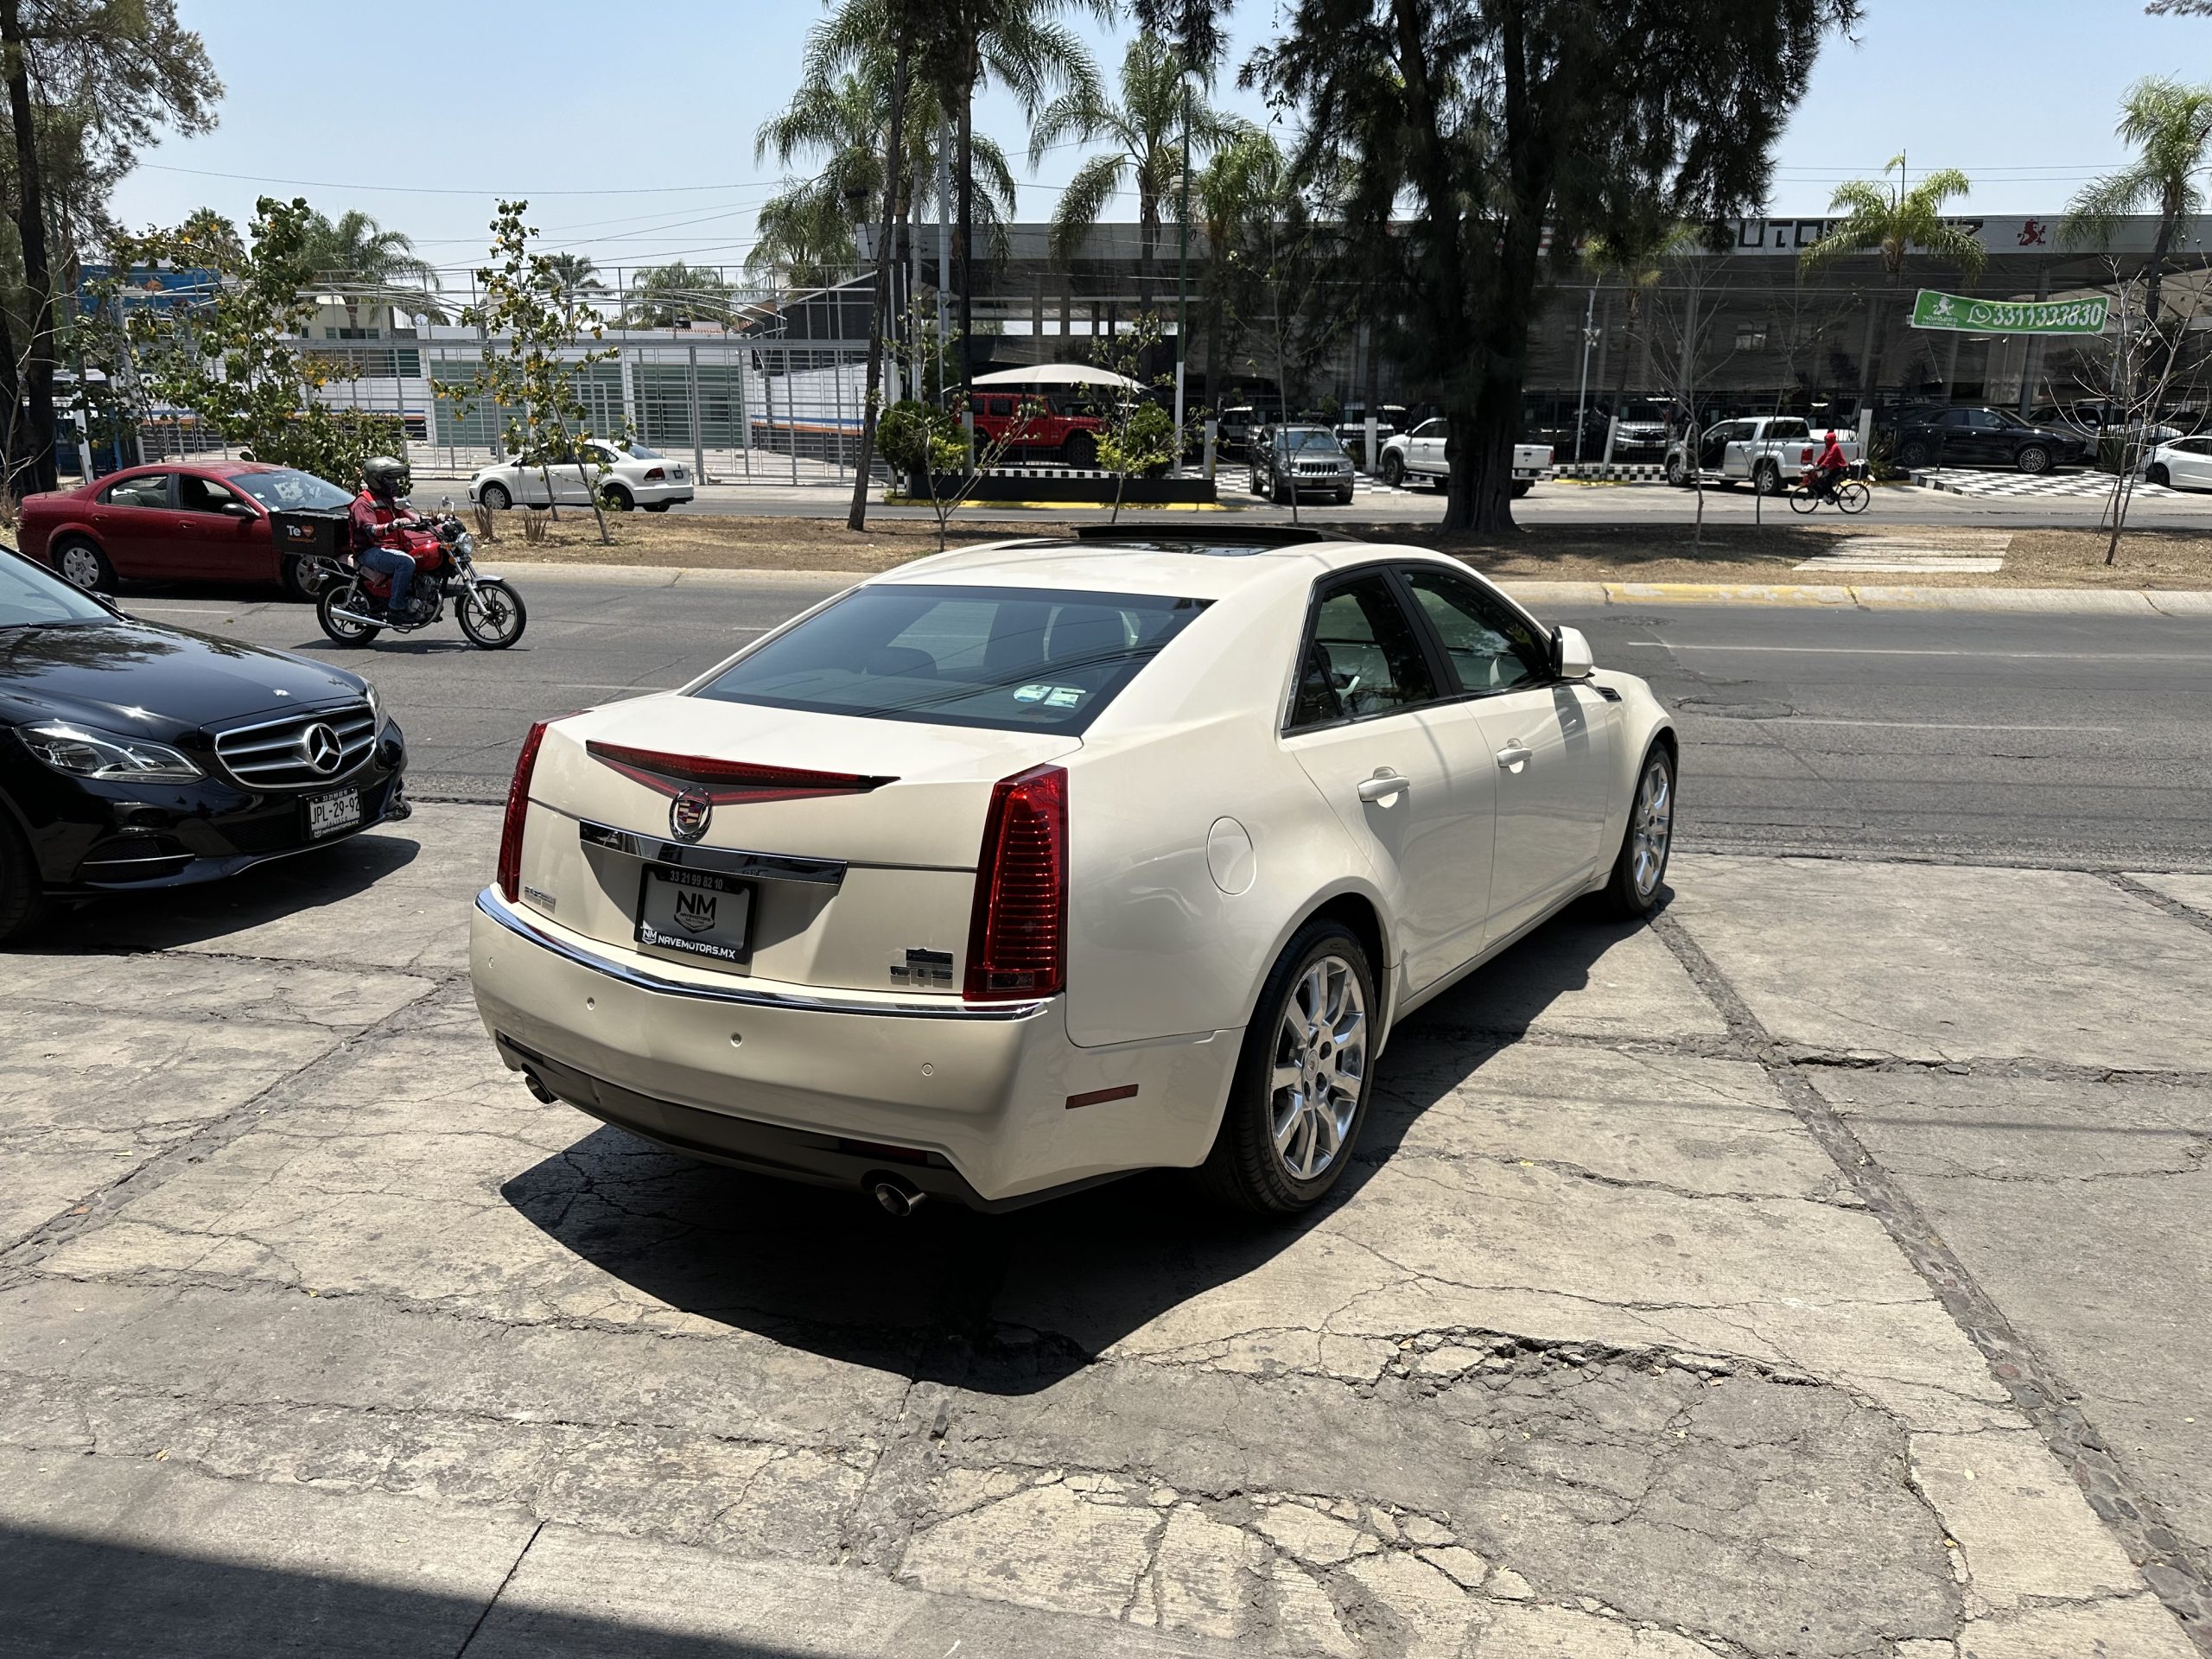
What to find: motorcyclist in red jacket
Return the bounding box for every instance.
[350,456,423,619]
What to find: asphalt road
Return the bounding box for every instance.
[124,571,2212,873]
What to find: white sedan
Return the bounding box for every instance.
[468,531,1677,1216]
[469,439,695,513]
[2141,435,2212,490]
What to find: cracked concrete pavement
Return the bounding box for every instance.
[1,808,2208,1656]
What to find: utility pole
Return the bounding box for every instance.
[936,117,951,405]
[1172,65,1192,475]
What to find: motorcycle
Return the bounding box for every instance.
[316,510,527,650]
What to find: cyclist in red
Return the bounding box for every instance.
[1809,429,1850,499]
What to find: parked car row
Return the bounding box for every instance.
[1876,404,2088,474]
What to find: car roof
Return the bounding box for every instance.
[101,459,285,479]
[866,533,1501,607]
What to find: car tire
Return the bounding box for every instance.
[54,537,113,594]
[1510,480,1532,498]
[599,484,634,512]
[278,555,324,603]
[1379,452,1404,487]
[642,501,673,512]
[1199,918,1377,1216]
[1063,431,1097,469]
[480,481,513,511]
[1335,489,1354,505]
[1664,454,1688,487]
[0,804,46,948]
[1273,476,1292,505]
[2147,463,2171,487]
[1751,460,1781,495]
[1895,439,1931,469]
[1603,743,1675,918]
[1249,467,1266,497]
[2016,444,2052,475]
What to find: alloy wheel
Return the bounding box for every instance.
[1631,755,1674,899]
[1268,956,1368,1181]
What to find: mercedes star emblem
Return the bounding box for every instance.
[299,722,344,775]
[670,788,713,843]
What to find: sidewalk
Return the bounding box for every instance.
[3,809,2206,1655]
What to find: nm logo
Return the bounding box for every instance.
[673,888,717,934]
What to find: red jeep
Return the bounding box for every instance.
[969,390,1105,468]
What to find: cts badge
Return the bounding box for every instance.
[669,788,712,843]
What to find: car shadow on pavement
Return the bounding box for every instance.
[19,824,422,955]
[500,898,1655,1396]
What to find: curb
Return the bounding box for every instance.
[474,561,2212,614]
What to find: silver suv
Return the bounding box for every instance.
[1250,425,1356,505]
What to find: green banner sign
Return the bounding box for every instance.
[1909,289,2109,334]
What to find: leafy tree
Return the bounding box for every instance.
[1031,35,1235,298]
[448,200,623,544]
[1585,219,1702,463]
[2062,77,2212,329]
[621,259,735,327]
[1,0,220,491]
[112,195,402,485]
[1255,0,1857,532]
[1799,155,1980,398]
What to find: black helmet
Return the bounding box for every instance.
[362,455,410,499]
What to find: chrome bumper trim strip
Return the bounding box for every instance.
[474,887,1045,1020]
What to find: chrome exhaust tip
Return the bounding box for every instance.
[871,1177,925,1217]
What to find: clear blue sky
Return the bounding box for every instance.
[105,0,2211,283]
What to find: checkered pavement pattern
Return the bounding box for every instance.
[1909,467,2176,499]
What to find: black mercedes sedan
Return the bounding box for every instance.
[0,545,407,944]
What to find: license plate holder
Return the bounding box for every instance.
[305,787,361,839]
[635,866,753,966]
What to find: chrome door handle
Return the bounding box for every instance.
[1496,741,1534,772]
[1357,770,1409,804]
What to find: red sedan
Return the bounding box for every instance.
[18,461,358,601]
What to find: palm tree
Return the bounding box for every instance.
[1031,35,1236,301]
[2063,76,2212,328]
[621,261,736,328]
[750,55,1016,287]
[1194,124,1281,413]
[1800,156,1981,398]
[809,0,1105,395]
[299,208,439,289]
[539,252,605,296]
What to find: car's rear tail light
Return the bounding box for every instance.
[965,764,1067,1001]
[644,467,665,480]
[498,720,552,903]
[1800,446,1814,464]
[586,741,894,804]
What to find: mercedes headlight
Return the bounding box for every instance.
[364,679,385,730]
[21,721,203,783]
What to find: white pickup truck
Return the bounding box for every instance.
[1378,418,1554,497]
[1663,416,1859,495]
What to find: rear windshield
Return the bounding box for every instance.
[693,582,1210,733]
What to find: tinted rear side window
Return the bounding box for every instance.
[694,582,1210,733]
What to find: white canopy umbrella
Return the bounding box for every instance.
[970,363,1142,391]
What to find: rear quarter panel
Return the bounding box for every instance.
[1064,578,1377,1049]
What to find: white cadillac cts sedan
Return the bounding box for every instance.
[469,529,1676,1216]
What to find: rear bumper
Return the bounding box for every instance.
[469,887,1238,1206]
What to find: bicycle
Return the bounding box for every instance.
[1788,473,1869,514]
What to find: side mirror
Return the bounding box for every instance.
[221,499,257,518]
[1554,625,1595,681]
